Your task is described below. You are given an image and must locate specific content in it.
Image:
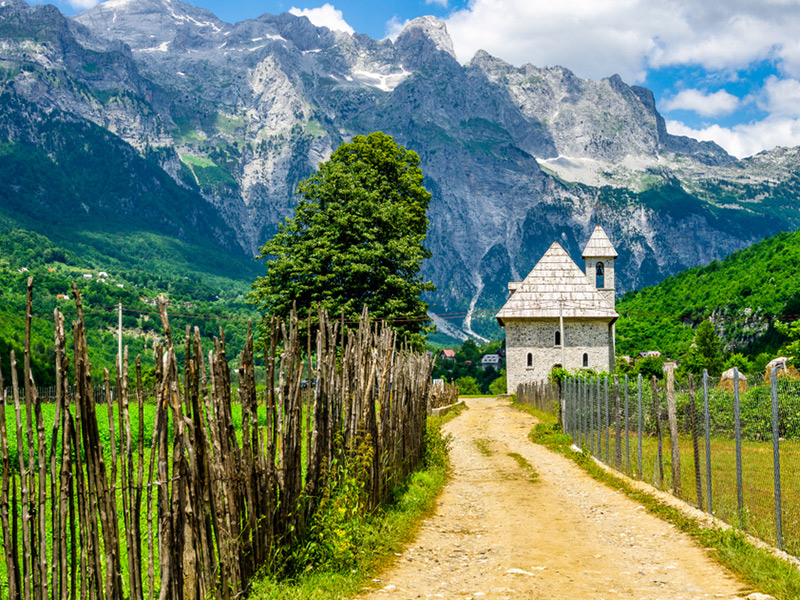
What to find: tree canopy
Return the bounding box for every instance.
[251,131,435,346]
[680,320,724,376]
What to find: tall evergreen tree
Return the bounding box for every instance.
[682,319,725,375]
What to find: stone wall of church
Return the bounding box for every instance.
[505,319,613,392]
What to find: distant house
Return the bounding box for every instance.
[98,271,109,278]
[441,349,456,360]
[82,273,93,279]
[639,351,661,358]
[481,354,501,370]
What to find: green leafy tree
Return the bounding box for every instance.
[635,355,667,380]
[775,320,800,367]
[681,320,724,375]
[723,353,752,374]
[251,132,435,347]
[456,338,481,363]
[489,369,507,395]
[455,376,481,395]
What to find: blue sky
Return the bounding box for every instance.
[44,0,800,158]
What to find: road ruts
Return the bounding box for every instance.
[357,397,749,600]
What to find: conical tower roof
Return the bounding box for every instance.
[496,242,617,325]
[582,225,618,258]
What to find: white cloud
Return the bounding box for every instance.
[385,15,410,41]
[667,117,800,158]
[425,0,448,6]
[289,3,354,35]
[759,76,800,117]
[69,0,101,9]
[442,0,800,82]
[662,89,740,117]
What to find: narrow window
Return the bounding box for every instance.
[596,262,605,288]
[554,330,561,346]
[583,353,589,367]
[527,352,533,367]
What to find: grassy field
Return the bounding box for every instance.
[591,429,800,555]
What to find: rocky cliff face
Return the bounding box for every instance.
[2,0,799,338]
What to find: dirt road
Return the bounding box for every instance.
[359,397,749,600]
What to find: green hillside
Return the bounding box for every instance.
[0,92,263,384]
[0,222,259,387]
[616,229,800,358]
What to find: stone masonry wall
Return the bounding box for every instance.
[505,318,612,392]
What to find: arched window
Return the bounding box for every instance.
[583,353,589,367]
[526,352,533,367]
[596,262,605,288]
[554,330,561,346]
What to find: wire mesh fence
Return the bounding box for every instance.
[554,365,800,555]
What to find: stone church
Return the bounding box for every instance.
[496,225,618,392]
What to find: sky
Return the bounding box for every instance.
[42,0,800,158]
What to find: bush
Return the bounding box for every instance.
[488,370,507,395]
[455,376,480,395]
[293,433,373,572]
[424,420,452,470]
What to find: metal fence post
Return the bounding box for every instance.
[771,366,783,550]
[589,376,595,454]
[614,375,622,469]
[665,362,681,497]
[689,374,703,510]
[567,377,572,436]
[579,377,584,445]
[734,367,743,523]
[637,374,643,479]
[604,376,609,464]
[625,374,630,475]
[580,377,586,448]
[652,375,664,488]
[704,369,713,514]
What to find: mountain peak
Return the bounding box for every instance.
[0,0,28,10]
[396,16,455,59]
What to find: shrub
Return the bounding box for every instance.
[455,376,480,395]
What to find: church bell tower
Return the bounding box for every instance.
[581,225,617,307]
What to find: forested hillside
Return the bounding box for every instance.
[616,229,800,358]
[0,221,258,386]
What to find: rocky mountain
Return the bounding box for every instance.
[2,0,799,339]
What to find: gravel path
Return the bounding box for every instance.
[358,397,749,600]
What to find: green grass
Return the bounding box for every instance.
[474,438,493,456]
[507,451,539,483]
[517,403,800,600]
[179,154,217,168]
[594,429,800,556]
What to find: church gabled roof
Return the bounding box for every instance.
[496,242,618,324]
[582,225,618,258]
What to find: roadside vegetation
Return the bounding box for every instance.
[249,404,466,600]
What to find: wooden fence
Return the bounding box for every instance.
[516,380,561,413]
[0,278,434,600]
